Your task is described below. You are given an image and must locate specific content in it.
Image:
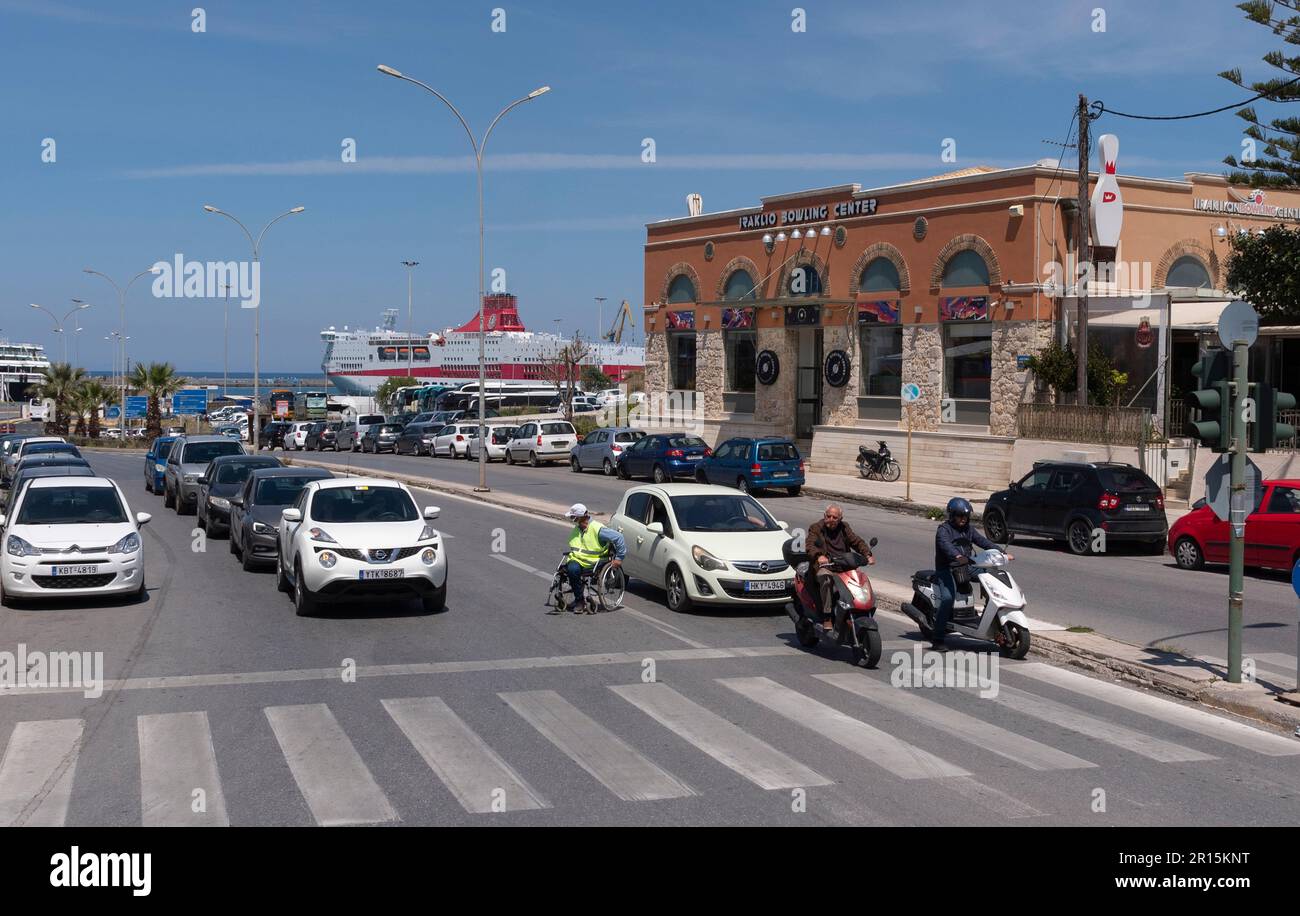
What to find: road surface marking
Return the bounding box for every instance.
[0,719,83,827]
[1011,662,1300,756]
[611,682,830,790]
[718,676,968,779]
[264,703,397,825]
[501,690,695,801]
[382,696,549,814]
[816,673,1095,771]
[138,711,228,826]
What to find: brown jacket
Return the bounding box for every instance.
[807,519,870,562]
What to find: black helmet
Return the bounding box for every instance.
[946,497,973,521]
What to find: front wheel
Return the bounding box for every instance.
[293,562,316,616]
[999,621,1031,659]
[983,509,1008,544]
[665,566,693,613]
[853,626,883,668]
[276,551,292,593]
[881,459,901,482]
[795,616,819,648]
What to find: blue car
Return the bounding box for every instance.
[615,432,711,482]
[695,437,804,495]
[144,435,179,494]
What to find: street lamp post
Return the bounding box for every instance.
[377,64,550,492]
[202,205,306,450]
[221,282,232,399]
[84,267,159,435]
[30,301,91,364]
[401,260,420,378]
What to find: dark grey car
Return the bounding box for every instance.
[229,467,333,571]
[570,427,646,476]
[163,435,247,515]
[196,454,283,537]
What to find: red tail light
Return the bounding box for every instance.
[1098,492,1120,510]
[798,461,806,472]
[611,445,622,452]
[455,435,464,441]
[1155,493,1164,509]
[667,449,684,457]
[751,463,763,474]
[703,447,712,457]
[536,436,543,446]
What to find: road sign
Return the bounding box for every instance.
[172,389,209,415]
[1217,300,1259,349]
[1292,560,1300,601]
[104,406,121,420]
[1204,452,1262,523]
[901,383,921,403]
[125,395,148,419]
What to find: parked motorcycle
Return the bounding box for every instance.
[857,440,901,481]
[900,548,1031,659]
[783,536,882,668]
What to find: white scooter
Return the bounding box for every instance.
[900,548,1031,659]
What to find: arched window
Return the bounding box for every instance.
[788,264,822,296]
[722,269,757,300]
[1167,255,1212,289]
[859,257,901,293]
[941,249,990,288]
[667,274,696,303]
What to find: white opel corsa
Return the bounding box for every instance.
[608,483,794,612]
[0,477,151,606]
[276,477,447,616]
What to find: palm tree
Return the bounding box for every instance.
[31,362,86,436]
[69,387,89,437]
[128,362,187,438]
[79,379,113,439]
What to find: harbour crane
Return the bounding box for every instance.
[603,299,635,345]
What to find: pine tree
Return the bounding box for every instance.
[1220,0,1300,187]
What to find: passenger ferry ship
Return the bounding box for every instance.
[0,338,50,402]
[320,294,644,396]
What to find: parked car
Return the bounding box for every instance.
[983,461,1167,556]
[15,441,81,462]
[608,483,794,612]
[432,423,480,458]
[406,412,440,428]
[335,422,359,451]
[696,437,804,495]
[229,467,333,571]
[163,435,247,515]
[393,422,435,456]
[351,414,387,451]
[0,476,151,606]
[444,407,501,422]
[6,462,97,508]
[275,477,446,615]
[213,424,245,440]
[103,428,124,441]
[164,425,185,436]
[570,427,646,476]
[196,454,283,537]
[504,420,578,467]
[143,435,180,493]
[467,425,518,462]
[283,422,314,451]
[2,436,64,486]
[1169,478,1300,571]
[5,455,92,502]
[258,421,290,451]
[305,421,344,452]
[360,423,403,454]
[615,432,711,483]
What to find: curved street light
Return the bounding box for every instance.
[84,266,160,432]
[30,300,91,364]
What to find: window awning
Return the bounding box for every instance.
[1082,299,1230,330]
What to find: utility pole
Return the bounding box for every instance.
[402,260,420,378]
[1227,339,1249,682]
[1076,93,1092,407]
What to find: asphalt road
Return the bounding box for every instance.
[282,443,1300,688]
[0,448,1296,827]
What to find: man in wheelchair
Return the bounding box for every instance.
[562,503,627,612]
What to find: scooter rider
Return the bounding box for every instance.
[564,503,626,611]
[807,504,875,630]
[932,497,1012,649]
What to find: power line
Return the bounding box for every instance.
[1095,74,1300,121]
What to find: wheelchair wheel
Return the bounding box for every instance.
[595,562,626,610]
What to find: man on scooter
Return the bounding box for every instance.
[807,504,875,631]
[932,497,1012,649]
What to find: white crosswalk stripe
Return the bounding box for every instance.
[382,696,549,814]
[501,690,695,801]
[611,682,831,790]
[815,673,1096,771]
[138,711,229,826]
[0,718,82,827]
[1010,663,1300,757]
[264,703,397,825]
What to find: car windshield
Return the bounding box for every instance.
[215,460,277,484]
[669,494,778,532]
[184,441,243,464]
[616,431,645,443]
[1099,467,1158,492]
[757,442,798,461]
[16,486,128,525]
[541,423,574,435]
[311,486,418,523]
[25,443,78,457]
[359,415,384,426]
[255,476,323,505]
[663,435,707,449]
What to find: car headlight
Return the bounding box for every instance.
[209,496,230,510]
[183,474,199,483]
[6,535,38,557]
[308,527,336,543]
[418,524,438,541]
[420,548,437,565]
[109,532,141,554]
[252,521,275,535]
[155,462,166,472]
[691,545,727,572]
[317,550,337,568]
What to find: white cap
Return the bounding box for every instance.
[565,503,589,519]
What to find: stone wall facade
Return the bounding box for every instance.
[644,330,668,400]
[901,324,943,431]
[988,319,1054,437]
[821,320,858,427]
[753,326,797,436]
[695,329,725,418]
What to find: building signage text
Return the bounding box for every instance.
[1193,197,1300,220]
[739,198,879,230]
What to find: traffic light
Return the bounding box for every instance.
[1185,349,1231,452]
[1251,382,1297,452]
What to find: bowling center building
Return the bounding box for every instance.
[640,159,1300,490]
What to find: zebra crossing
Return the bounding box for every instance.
[1,664,1297,826]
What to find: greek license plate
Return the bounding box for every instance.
[552,441,567,447]
[744,579,786,592]
[773,471,789,477]
[360,569,404,580]
[686,454,703,460]
[51,565,99,576]
[1123,504,1150,512]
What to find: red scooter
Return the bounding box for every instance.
[783,537,882,668]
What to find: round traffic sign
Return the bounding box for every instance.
[1292,559,1300,600]
[901,383,921,403]
[1218,300,1259,348]
[105,406,121,419]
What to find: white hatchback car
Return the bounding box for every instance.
[467,425,517,462]
[276,477,446,616]
[0,476,151,606]
[608,483,794,612]
[284,422,314,451]
[505,420,578,467]
[432,423,479,458]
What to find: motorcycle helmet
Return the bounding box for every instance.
[946,497,973,523]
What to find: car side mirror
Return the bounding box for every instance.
[135,512,151,527]
[778,520,790,530]
[282,508,302,522]
[869,536,878,547]
[646,521,664,535]
[230,497,245,508]
[197,476,208,485]
[423,506,440,520]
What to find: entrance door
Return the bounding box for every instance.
[796,328,823,439]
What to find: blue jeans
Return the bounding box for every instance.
[932,568,957,644]
[566,560,587,606]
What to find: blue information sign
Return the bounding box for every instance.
[104,406,121,420]
[125,396,148,419]
[172,389,209,415]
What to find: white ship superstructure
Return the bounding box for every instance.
[0,338,51,402]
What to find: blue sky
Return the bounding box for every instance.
[0,0,1280,371]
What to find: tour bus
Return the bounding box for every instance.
[293,390,329,421]
[266,388,296,420]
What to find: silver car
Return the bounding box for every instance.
[570,427,646,476]
[163,435,246,515]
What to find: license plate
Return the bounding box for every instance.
[686,454,703,460]
[743,579,786,592]
[359,569,404,580]
[551,441,567,447]
[772,471,789,477]
[51,565,99,576]
[1123,504,1150,512]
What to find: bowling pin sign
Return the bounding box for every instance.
[1091,133,1123,248]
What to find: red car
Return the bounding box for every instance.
[1169,479,1300,571]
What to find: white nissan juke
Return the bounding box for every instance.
[276,477,447,616]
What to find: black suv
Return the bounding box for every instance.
[983,461,1167,556]
[304,421,343,451]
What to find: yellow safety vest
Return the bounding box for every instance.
[568,521,605,570]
